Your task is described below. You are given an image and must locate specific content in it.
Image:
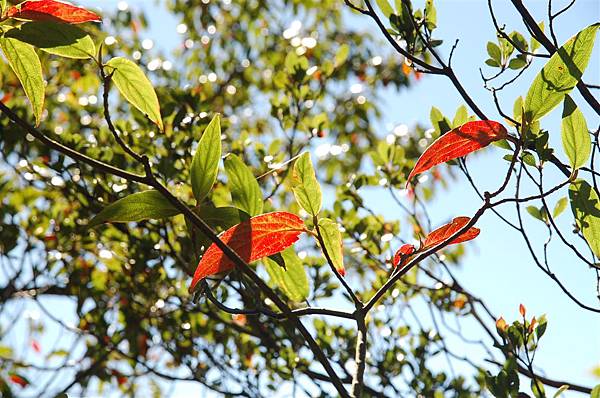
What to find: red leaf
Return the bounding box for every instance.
[392,243,416,267]
[392,217,479,268]
[406,120,508,186]
[6,0,102,24]
[189,211,306,292]
[422,217,480,250]
[9,374,28,388]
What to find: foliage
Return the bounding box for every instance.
[0,0,599,397]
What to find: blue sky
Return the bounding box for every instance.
[5,0,599,397]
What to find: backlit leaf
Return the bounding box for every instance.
[553,197,568,218]
[525,23,599,122]
[6,0,101,24]
[406,121,508,186]
[89,190,180,227]
[317,218,345,276]
[224,154,263,216]
[569,179,600,258]
[0,37,44,126]
[452,105,468,128]
[105,57,163,130]
[422,216,480,251]
[185,205,249,256]
[5,22,95,59]
[265,248,309,302]
[190,114,221,203]
[292,152,322,216]
[189,211,306,291]
[375,0,394,17]
[561,95,590,171]
[430,106,451,136]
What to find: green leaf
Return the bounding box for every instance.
[452,105,468,128]
[5,22,95,59]
[430,106,451,136]
[485,58,500,68]
[105,57,163,130]
[508,56,527,70]
[569,179,600,258]
[424,0,436,30]
[224,154,263,216]
[531,378,545,398]
[531,21,545,53]
[552,385,569,397]
[334,44,350,68]
[186,205,249,257]
[524,23,600,122]
[513,96,523,123]
[376,0,394,17]
[190,114,221,203]
[561,96,590,171]
[291,152,322,216]
[89,190,181,227]
[265,248,309,302]
[591,385,600,398]
[318,218,344,274]
[0,37,44,126]
[486,42,502,64]
[526,206,544,222]
[553,197,568,218]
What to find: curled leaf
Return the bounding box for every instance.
[393,217,479,268]
[7,0,102,24]
[422,216,480,250]
[406,120,508,186]
[392,243,416,268]
[189,211,305,292]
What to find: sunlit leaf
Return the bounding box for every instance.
[406,120,508,186]
[0,37,44,125]
[292,152,322,216]
[265,248,309,302]
[422,216,480,250]
[317,218,345,276]
[5,22,95,59]
[189,211,306,291]
[89,190,180,227]
[105,57,163,130]
[6,0,101,24]
[525,23,600,121]
[553,197,568,218]
[561,95,590,171]
[190,114,221,203]
[224,154,263,216]
[569,179,600,258]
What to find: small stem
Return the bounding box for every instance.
[350,313,367,398]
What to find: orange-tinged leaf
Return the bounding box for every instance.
[9,374,28,388]
[189,212,305,291]
[7,0,102,24]
[422,217,480,250]
[392,243,416,267]
[406,120,508,186]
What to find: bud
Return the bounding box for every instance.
[496,317,507,332]
[519,303,526,317]
[528,317,537,334]
[337,266,346,277]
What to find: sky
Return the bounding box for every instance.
[4,0,600,397]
